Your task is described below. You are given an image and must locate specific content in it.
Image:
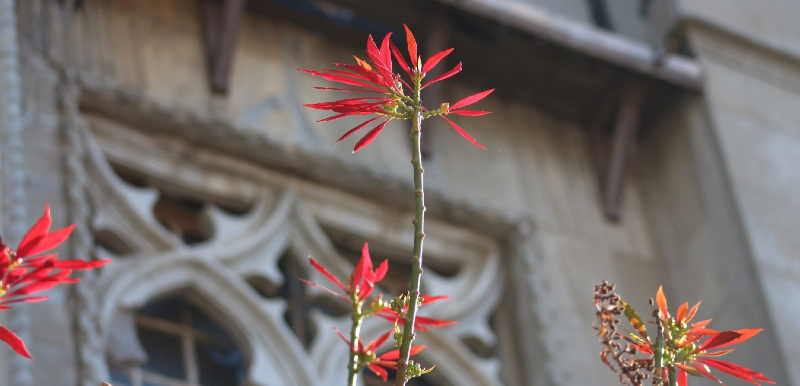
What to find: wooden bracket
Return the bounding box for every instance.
[589,77,646,222]
[201,0,247,94]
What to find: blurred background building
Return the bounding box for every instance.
[0,0,797,385]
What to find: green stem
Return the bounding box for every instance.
[668,367,677,386]
[347,303,364,386]
[393,78,425,386]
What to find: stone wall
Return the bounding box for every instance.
[683,20,800,385]
[12,0,676,385]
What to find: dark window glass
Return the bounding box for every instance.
[138,328,186,379]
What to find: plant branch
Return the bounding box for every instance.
[394,75,425,386]
[348,301,364,386]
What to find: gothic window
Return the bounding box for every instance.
[84,114,513,386]
[108,297,246,386]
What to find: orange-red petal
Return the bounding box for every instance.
[656,286,669,319]
[403,24,418,70]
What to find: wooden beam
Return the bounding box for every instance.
[588,84,621,197]
[201,0,247,94]
[602,78,646,221]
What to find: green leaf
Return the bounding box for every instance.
[675,364,703,377]
[621,300,649,341]
[622,328,647,345]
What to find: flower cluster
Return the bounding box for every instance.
[0,205,110,358]
[618,286,774,386]
[301,24,494,152]
[303,243,453,382]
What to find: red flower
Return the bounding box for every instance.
[0,205,110,358]
[335,328,426,382]
[624,286,774,386]
[376,294,456,331]
[303,242,388,304]
[301,24,493,152]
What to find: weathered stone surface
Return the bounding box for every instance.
[8,0,798,385]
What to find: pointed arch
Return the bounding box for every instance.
[96,255,316,386]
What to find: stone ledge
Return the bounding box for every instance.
[76,75,526,240]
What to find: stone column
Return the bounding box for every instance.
[0,0,31,384]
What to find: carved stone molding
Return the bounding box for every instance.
[0,0,31,384]
[79,115,511,385]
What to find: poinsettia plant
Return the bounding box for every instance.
[302,243,454,384]
[301,24,491,386]
[0,205,110,358]
[594,281,774,386]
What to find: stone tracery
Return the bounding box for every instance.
[80,115,506,385]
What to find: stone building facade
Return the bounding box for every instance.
[0,0,797,385]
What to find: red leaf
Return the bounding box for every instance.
[305,97,390,110]
[677,302,688,323]
[701,349,735,357]
[336,62,386,87]
[379,345,426,361]
[408,345,426,356]
[353,119,390,153]
[449,89,494,111]
[656,285,669,319]
[18,254,57,268]
[308,257,347,292]
[366,35,382,67]
[422,48,454,74]
[313,87,382,93]
[297,278,350,303]
[448,110,492,116]
[700,358,775,385]
[367,363,389,382]
[420,295,449,305]
[333,327,354,351]
[691,319,713,330]
[351,243,372,289]
[336,116,384,144]
[317,111,374,123]
[441,115,486,150]
[17,225,74,258]
[0,325,32,358]
[18,205,52,254]
[686,301,701,323]
[692,362,724,385]
[403,24,418,70]
[372,259,388,283]
[701,329,762,351]
[415,316,457,327]
[51,259,110,270]
[678,369,688,386]
[365,330,393,353]
[364,51,396,90]
[322,68,371,82]
[300,70,385,92]
[0,296,48,304]
[390,42,413,79]
[422,62,462,89]
[7,278,62,297]
[379,33,393,73]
